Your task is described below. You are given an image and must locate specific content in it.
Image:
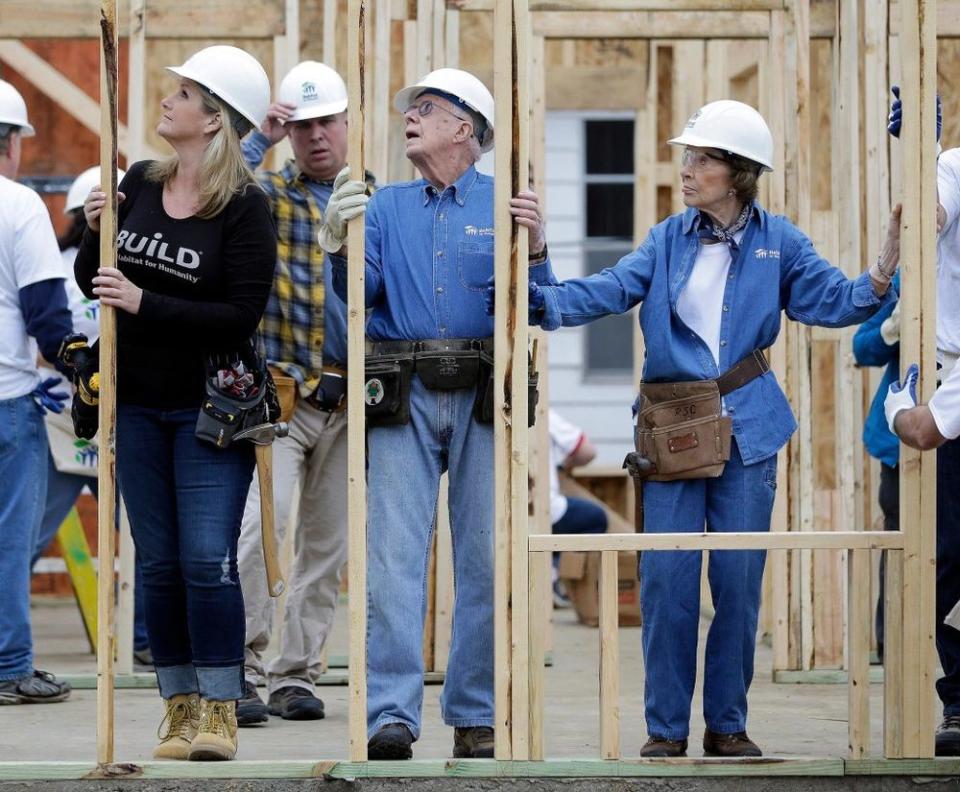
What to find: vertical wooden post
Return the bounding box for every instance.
[599,550,620,760]
[272,0,300,169]
[783,0,813,673]
[324,0,338,70]
[371,0,391,181]
[417,0,433,76]
[897,0,938,760]
[346,0,369,763]
[96,0,119,768]
[493,0,530,760]
[884,548,905,756]
[848,548,871,758]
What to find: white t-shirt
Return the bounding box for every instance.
[548,409,585,524]
[676,230,743,368]
[936,148,960,360]
[0,176,65,400]
[930,358,960,441]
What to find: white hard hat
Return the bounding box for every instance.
[668,99,774,172]
[279,61,347,123]
[393,68,495,153]
[166,45,270,133]
[0,79,35,137]
[64,165,127,214]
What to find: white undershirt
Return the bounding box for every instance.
[676,231,743,368]
[937,149,960,360]
[930,357,960,441]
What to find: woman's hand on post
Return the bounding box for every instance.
[92,267,143,315]
[510,190,546,259]
[83,187,125,233]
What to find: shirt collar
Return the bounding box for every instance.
[421,165,479,207]
[281,159,339,189]
[681,199,765,234]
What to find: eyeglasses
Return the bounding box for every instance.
[681,149,729,170]
[404,99,468,123]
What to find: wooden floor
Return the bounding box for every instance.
[0,597,951,777]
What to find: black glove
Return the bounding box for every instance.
[58,333,100,440]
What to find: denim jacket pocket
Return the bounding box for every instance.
[457,241,495,292]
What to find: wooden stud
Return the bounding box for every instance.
[96,0,119,768]
[417,0,434,75]
[433,476,454,673]
[848,549,871,758]
[599,550,620,760]
[114,498,134,676]
[324,0,338,69]
[450,0,788,9]
[884,548,904,757]
[529,531,906,553]
[346,0,369,763]
[372,0,392,180]
[896,0,938,759]
[445,6,460,67]
[532,11,774,39]
[528,550,548,760]
[126,0,146,163]
[432,0,446,65]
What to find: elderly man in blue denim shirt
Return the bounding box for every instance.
[508,100,897,758]
[321,68,552,760]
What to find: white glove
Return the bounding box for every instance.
[880,300,901,346]
[317,166,369,254]
[884,363,919,435]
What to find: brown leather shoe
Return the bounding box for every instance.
[640,736,688,757]
[703,729,762,757]
[453,726,495,758]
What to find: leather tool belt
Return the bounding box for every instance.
[624,349,769,485]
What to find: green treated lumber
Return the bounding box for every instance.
[844,759,960,775]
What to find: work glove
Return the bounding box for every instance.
[885,363,919,435]
[57,333,100,439]
[31,377,69,415]
[880,300,901,346]
[484,277,547,325]
[887,86,942,141]
[317,166,370,254]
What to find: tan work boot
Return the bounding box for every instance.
[188,698,239,761]
[153,693,200,760]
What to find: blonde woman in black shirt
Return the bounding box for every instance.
[76,46,276,762]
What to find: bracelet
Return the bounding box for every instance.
[870,262,893,284]
[529,243,548,263]
[876,254,898,280]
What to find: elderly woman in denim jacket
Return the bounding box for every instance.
[507,100,899,758]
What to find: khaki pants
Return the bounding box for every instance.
[236,402,347,693]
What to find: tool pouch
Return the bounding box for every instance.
[473,350,539,428]
[416,349,480,390]
[307,369,348,412]
[268,366,298,423]
[196,344,281,449]
[364,353,414,427]
[633,380,732,481]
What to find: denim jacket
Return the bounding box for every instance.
[538,203,894,464]
[331,165,552,340]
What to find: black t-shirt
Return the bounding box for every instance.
[75,160,277,408]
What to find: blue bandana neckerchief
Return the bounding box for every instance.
[696,203,751,257]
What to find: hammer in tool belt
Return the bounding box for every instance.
[235,421,289,597]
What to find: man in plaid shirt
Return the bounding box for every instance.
[234,61,373,725]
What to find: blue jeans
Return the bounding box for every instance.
[366,378,494,739]
[32,456,149,651]
[116,404,255,700]
[640,439,776,740]
[937,436,960,715]
[0,394,49,680]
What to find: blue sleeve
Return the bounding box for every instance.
[242,130,272,171]
[529,255,557,286]
[331,197,385,307]
[19,278,73,371]
[853,296,899,367]
[538,233,655,331]
[779,226,893,328]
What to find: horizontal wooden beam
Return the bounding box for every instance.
[451,0,785,10]
[3,758,960,780]
[58,671,445,689]
[529,531,905,552]
[0,41,163,160]
[0,0,284,38]
[532,11,775,38]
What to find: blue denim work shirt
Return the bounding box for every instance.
[331,165,552,339]
[538,203,894,465]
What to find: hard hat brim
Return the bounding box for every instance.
[0,119,35,137]
[283,98,349,124]
[166,66,262,130]
[667,132,773,172]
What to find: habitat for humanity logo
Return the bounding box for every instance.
[73,438,98,467]
[753,248,781,260]
[301,81,318,102]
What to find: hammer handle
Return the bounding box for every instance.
[254,443,285,597]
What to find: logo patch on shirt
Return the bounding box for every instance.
[753,248,781,260]
[465,225,494,237]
